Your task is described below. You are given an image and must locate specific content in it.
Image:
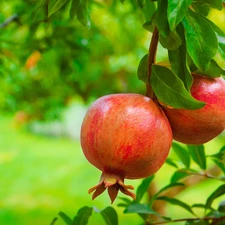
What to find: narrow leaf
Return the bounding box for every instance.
[172,142,191,168]
[48,0,68,17]
[159,31,182,50]
[149,182,185,206]
[182,10,218,71]
[191,3,210,16]
[187,145,206,170]
[143,0,156,22]
[32,0,47,19]
[72,206,93,225]
[157,196,195,215]
[70,0,81,19]
[136,176,154,203]
[166,158,178,168]
[171,170,189,183]
[206,19,225,58]
[192,0,223,10]
[137,54,148,83]
[194,59,225,77]
[100,207,118,225]
[76,0,91,28]
[168,23,193,91]
[210,146,225,173]
[155,0,170,36]
[206,185,225,209]
[151,65,205,109]
[58,212,73,225]
[167,0,193,31]
[124,204,158,215]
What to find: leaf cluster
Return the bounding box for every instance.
[138,0,225,109]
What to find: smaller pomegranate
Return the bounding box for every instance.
[80,94,172,203]
[163,75,225,145]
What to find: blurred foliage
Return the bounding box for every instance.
[0,0,148,120]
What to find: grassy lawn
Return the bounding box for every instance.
[0,114,224,225]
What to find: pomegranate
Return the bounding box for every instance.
[163,75,225,145]
[80,93,172,203]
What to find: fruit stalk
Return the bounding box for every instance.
[146,27,159,99]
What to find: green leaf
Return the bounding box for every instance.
[150,65,205,109]
[192,0,223,10]
[100,207,118,225]
[210,146,225,173]
[167,0,193,31]
[187,145,206,170]
[32,0,47,19]
[191,3,210,16]
[182,10,218,71]
[172,142,190,168]
[58,211,73,225]
[72,206,93,225]
[70,0,81,19]
[155,0,170,36]
[143,21,155,33]
[206,19,225,58]
[137,54,148,83]
[159,31,182,50]
[206,184,225,209]
[166,158,178,168]
[171,170,189,183]
[124,203,158,215]
[194,59,225,77]
[149,182,185,206]
[143,0,156,21]
[76,0,91,28]
[136,176,154,203]
[157,196,195,215]
[168,23,193,90]
[48,0,68,17]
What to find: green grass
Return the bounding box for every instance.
[0,115,143,225]
[0,114,224,225]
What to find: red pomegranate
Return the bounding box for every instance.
[80,93,172,203]
[163,75,225,145]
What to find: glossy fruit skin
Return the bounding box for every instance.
[163,75,225,145]
[80,93,172,179]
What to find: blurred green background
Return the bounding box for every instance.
[0,1,225,225]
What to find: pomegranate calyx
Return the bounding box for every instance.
[88,172,136,203]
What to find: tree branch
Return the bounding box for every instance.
[0,14,19,28]
[146,27,159,99]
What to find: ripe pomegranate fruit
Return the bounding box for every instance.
[80,93,172,203]
[163,74,225,145]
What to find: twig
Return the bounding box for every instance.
[146,27,159,98]
[0,14,19,28]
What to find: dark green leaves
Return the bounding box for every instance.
[47,0,91,27]
[99,207,118,225]
[167,0,193,31]
[172,142,191,168]
[182,10,218,71]
[136,176,154,203]
[124,203,158,215]
[168,24,193,90]
[188,145,206,170]
[206,185,225,209]
[137,54,148,83]
[48,0,68,17]
[157,196,195,215]
[72,206,93,225]
[150,65,205,109]
[192,0,223,10]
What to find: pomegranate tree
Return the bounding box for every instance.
[80,93,172,203]
[163,74,225,145]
